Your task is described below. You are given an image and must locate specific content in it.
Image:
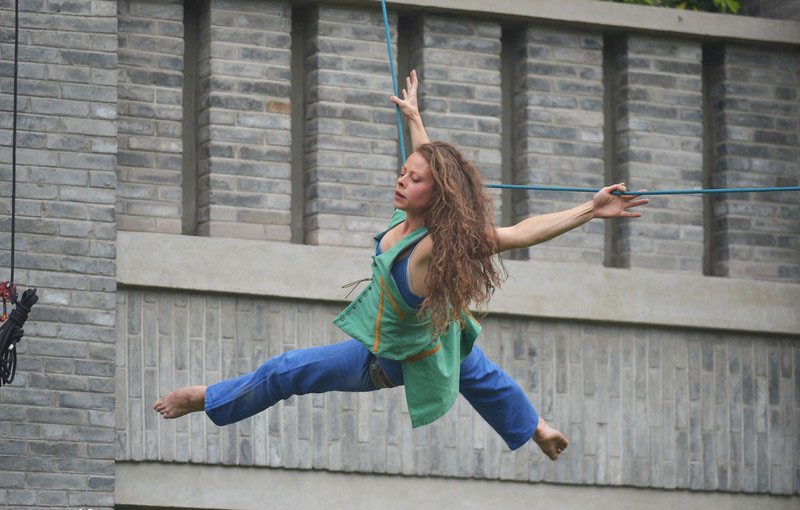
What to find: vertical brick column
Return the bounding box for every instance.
[608,35,704,270]
[707,45,799,281]
[117,0,184,234]
[512,26,605,263]
[0,1,118,508]
[410,15,503,219]
[303,5,399,247]
[196,0,292,241]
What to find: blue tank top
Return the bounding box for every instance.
[376,237,426,309]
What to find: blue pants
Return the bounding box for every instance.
[205,339,538,450]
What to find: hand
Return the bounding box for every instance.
[591,183,649,219]
[390,69,420,122]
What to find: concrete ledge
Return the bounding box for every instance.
[117,231,800,335]
[368,0,800,46]
[115,461,799,510]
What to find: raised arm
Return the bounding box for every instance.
[390,70,429,151]
[494,183,649,253]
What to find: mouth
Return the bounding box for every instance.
[395,191,405,199]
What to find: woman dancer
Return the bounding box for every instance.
[155,71,648,459]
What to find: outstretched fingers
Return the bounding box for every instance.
[592,183,651,219]
[390,70,421,120]
[407,69,418,89]
[620,190,649,217]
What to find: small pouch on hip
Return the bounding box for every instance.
[369,356,397,389]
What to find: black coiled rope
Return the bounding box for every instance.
[0,288,37,386]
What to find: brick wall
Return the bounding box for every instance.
[1,0,798,507]
[707,44,800,280]
[116,288,800,493]
[511,25,605,263]
[0,1,118,508]
[196,0,293,241]
[410,15,504,219]
[302,4,399,247]
[117,0,184,235]
[608,34,705,271]
[110,0,798,280]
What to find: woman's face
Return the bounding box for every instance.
[394,152,435,214]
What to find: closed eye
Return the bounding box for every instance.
[400,165,423,183]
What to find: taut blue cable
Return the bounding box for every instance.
[486,184,800,196]
[381,0,407,163]
[377,3,799,198]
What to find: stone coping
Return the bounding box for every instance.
[331,0,800,46]
[115,462,800,510]
[117,231,800,335]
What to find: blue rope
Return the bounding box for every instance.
[377,4,799,198]
[486,184,800,196]
[381,0,406,163]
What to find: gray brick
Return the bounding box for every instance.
[68,490,114,508]
[8,489,36,506]
[29,441,88,458]
[27,472,88,490]
[37,490,68,507]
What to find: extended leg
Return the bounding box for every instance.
[155,339,375,426]
[457,345,538,450]
[458,346,567,458]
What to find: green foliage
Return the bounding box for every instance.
[601,0,741,14]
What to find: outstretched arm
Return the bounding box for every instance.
[494,183,649,253]
[390,70,429,151]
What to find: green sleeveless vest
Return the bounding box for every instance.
[335,210,482,427]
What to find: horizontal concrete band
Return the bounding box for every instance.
[115,462,799,510]
[118,231,800,335]
[362,0,800,45]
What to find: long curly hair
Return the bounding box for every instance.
[416,142,505,337]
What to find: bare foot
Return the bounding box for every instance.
[533,417,568,460]
[153,385,207,419]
